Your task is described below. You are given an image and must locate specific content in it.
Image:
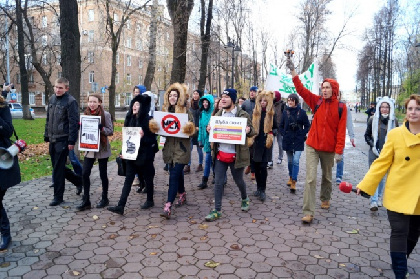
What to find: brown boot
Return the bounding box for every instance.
[195,164,203,172]
[287,177,293,186]
[321,200,330,209]
[290,180,296,193]
[183,165,191,174]
[301,215,313,224]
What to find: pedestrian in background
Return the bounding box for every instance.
[0,95,21,250]
[242,86,258,180]
[76,94,113,211]
[364,97,398,211]
[185,89,204,174]
[197,94,214,189]
[365,102,376,122]
[280,94,310,193]
[270,91,285,167]
[357,94,420,279]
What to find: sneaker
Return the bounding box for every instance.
[336,177,342,185]
[175,192,187,207]
[370,202,378,211]
[301,215,313,224]
[160,202,172,219]
[259,192,266,202]
[277,159,282,164]
[205,209,221,222]
[241,197,250,212]
[267,162,273,169]
[321,200,330,209]
[253,190,261,197]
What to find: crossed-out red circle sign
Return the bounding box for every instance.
[161,114,181,135]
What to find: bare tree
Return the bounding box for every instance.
[59,0,81,105]
[166,0,194,84]
[197,0,213,95]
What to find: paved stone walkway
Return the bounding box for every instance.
[0,111,419,278]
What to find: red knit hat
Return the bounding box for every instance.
[274,91,281,103]
[323,79,339,97]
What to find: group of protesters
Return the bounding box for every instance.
[1,58,419,278]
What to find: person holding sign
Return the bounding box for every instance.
[108,94,159,215]
[249,90,276,202]
[197,94,214,189]
[76,94,113,211]
[149,83,195,219]
[204,89,255,222]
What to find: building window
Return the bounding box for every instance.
[126,37,132,48]
[42,35,48,46]
[116,72,119,84]
[42,92,45,105]
[127,55,131,66]
[126,19,131,29]
[136,23,141,33]
[136,40,142,51]
[115,93,120,107]
[138,75,143,84]
[116,53,119,65]
[125,93,132,106]
[113,13,119,22]
[42,54,47,65]
[56,54,61,65]
[29,73,34,83]
[139,60,143,68]
[29,93,35,105]
[89,71,94,83]
[166,32,169,40]
[88,9,94,21]
[42,16,47,28]
[126,74,131,85]
[88,30,94,42]
[88,51,94,63]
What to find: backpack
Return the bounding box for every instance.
[313,97,345,119]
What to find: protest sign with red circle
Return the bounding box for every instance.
[161,114,182,135]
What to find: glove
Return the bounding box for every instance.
[44,136,49,142]
[334,153,343,163]
[286,58,295,71]
[98,123,103,130]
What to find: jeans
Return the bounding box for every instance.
[254,162,268,192]
[203,152,212,178]
[188,141,203,166]
[336,153,344,180]
[167,163,185,204]
[118,160,155,207]
[286,150,302,181]
[69,149,83,176]
[370,176,386,203]
[82,157,109,199]
[213,160,247,212]
[0,190,10,236]
[275,134,284,160]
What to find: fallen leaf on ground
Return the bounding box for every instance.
[109,221,115,225]
[0,262,10,268]
[109,234,117,239]
[62,206,70,209]
[151,234,157,239]
[129,234,139,240]
[200,236,207,240]
[102,225,107,228]
[230,244,240,250]
[252,219,256,223]
[150,252,158,255]
[204,260,220,268]
[345,229,359,234]
[71,270,80,276]
[92,215,99,220]
[33,207,38,210]
[198,224,208,230]
[339,264,346,267]
[189,220,197,224]
[148,225,159,228]
[314,255,324,259]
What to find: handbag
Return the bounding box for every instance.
[217,150,236,163]
[116,156,126,176]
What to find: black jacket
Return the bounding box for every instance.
[0,101,21,191]
[280,105,310,152]
[44,92,79,145]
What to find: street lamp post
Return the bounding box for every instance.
[225,38,241,88]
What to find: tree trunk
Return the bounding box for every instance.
[15,0,32,119]
[59,0,81,106]
[197,0,213,95]
[144,0,159,90]
[167,0,194,84]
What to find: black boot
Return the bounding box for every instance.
[76,196,91,211]
[96,192,109,208]
[141,200,155,209]
[390,252,408,279]
[76,185,83,195]
[198,177,209,189]
[107,205,124,215]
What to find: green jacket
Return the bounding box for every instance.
[162,110,194,165]
[211,105,256,169]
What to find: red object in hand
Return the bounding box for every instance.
[15,139,27,152]
[339,181,353,193]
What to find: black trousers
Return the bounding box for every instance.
[387,209,420,257]
[0,190,10,236]
[49,141,82,200]
[82,157,109,199]
[254,162,268,192]
[118,160,155,207]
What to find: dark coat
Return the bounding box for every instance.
[280,105,310,152]
[0,101,21,191]
[125,94,158,166]
[189,101,200,145]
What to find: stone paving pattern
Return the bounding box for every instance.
[0,112,419,278]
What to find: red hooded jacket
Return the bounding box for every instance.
[292,76,347,154]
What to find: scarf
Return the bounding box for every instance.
[191,99,200,110]
[84,105,107,151]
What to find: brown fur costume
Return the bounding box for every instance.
[251,90,274,148]
[149,82,195,136]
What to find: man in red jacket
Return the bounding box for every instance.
[286,59,347,224]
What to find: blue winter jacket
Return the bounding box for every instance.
[280,105,310,152]
[198,95,214,153]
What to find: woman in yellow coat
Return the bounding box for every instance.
[357,94,420,279]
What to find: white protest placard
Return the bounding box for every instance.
[79,115,101,152]
[209,116,247,145]
[153,111,189,138]
[122,127,142,160]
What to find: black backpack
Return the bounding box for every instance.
[313,97,345,119]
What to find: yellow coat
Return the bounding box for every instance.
[357,125,420,215]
